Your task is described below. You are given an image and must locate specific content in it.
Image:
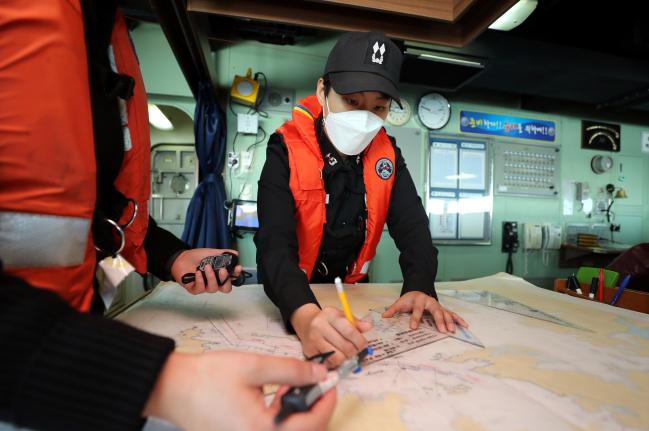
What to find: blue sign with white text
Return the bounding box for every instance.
[460,111,556,142]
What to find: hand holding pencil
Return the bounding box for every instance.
[289,278,372,368]
[335,277,356,325]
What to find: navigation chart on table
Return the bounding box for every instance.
[439,289,586,330]
[117,278,649,431]
[362,310,483,364]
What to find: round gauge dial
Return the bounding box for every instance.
[591,155,613,174]
[417,93,451,130]
[386,98,412,126]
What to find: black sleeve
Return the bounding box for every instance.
[0,270,175,431]
[254,133,319,331]
[143,216,189,281]
[385,137,439,299]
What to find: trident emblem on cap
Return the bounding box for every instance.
[371,41,386,65]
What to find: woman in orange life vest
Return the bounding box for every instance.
[255,31,468,367]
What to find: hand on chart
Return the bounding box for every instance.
[383,291,468,332]
[171,248,242,295]
[291,304,373,368]
[144,351,336,431]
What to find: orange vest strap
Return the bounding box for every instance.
[108,11,150,274]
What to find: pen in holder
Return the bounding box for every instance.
[588,277,599,300]
[554,278,649,314]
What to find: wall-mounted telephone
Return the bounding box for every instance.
[575,182,590,201]
[523,223,562,250]
[541,223,562,250]
[501,221,519,253]
[502,221,518,275]
[523,224,543,250]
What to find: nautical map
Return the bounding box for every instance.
[438,289,587,330]
[361,309,482,364]
[117,273,649,431]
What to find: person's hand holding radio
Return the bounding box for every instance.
[171,249,243,294]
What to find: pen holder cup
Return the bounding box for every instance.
[554,279,649,314]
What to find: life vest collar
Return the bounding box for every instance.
[292,96,325,160]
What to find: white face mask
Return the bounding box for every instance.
[322,96,384,156]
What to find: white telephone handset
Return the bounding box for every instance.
[541,224,562,250]
[523,224,543,250]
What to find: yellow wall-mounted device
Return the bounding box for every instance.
[230,68,259,106]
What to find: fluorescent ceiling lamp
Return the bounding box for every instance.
[417,53,484,68]
[488,0,538,31]
[405,47,485,69]
[148,103,174,131]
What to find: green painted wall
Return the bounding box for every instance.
[132,23,193,98]
[132,24,649,284]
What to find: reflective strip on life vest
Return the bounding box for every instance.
[0,211,90,268]
[360,260,371,275]
[107,44,133,152]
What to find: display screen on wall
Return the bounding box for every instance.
[460,111,556,142]
[428,135,492,245]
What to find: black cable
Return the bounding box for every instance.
[235,126,268,201]
[608,210,616,223]
[245,126,267,152]
[228,95,238,117]
[253,72,267,106]
[228,165,234,201]
[506,250,513,275]
[228,132,240,199]
[232,269,253,286]
[231,131,240,153]
[250,71,269,118]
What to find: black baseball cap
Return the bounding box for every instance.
[324,31,403,108]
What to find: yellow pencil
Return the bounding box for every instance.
[334,277,356,325]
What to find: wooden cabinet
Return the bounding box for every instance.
[188,0,519,47]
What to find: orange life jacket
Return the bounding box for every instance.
[277,95,395,283]
[0,3,148,311]
[0,0,97,311]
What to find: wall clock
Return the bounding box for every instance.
[417,92,450,130]
[386,98,411,126]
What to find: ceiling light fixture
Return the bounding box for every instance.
[148,103,174,131]
[488,0,538,31]
[416,52,484,68]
